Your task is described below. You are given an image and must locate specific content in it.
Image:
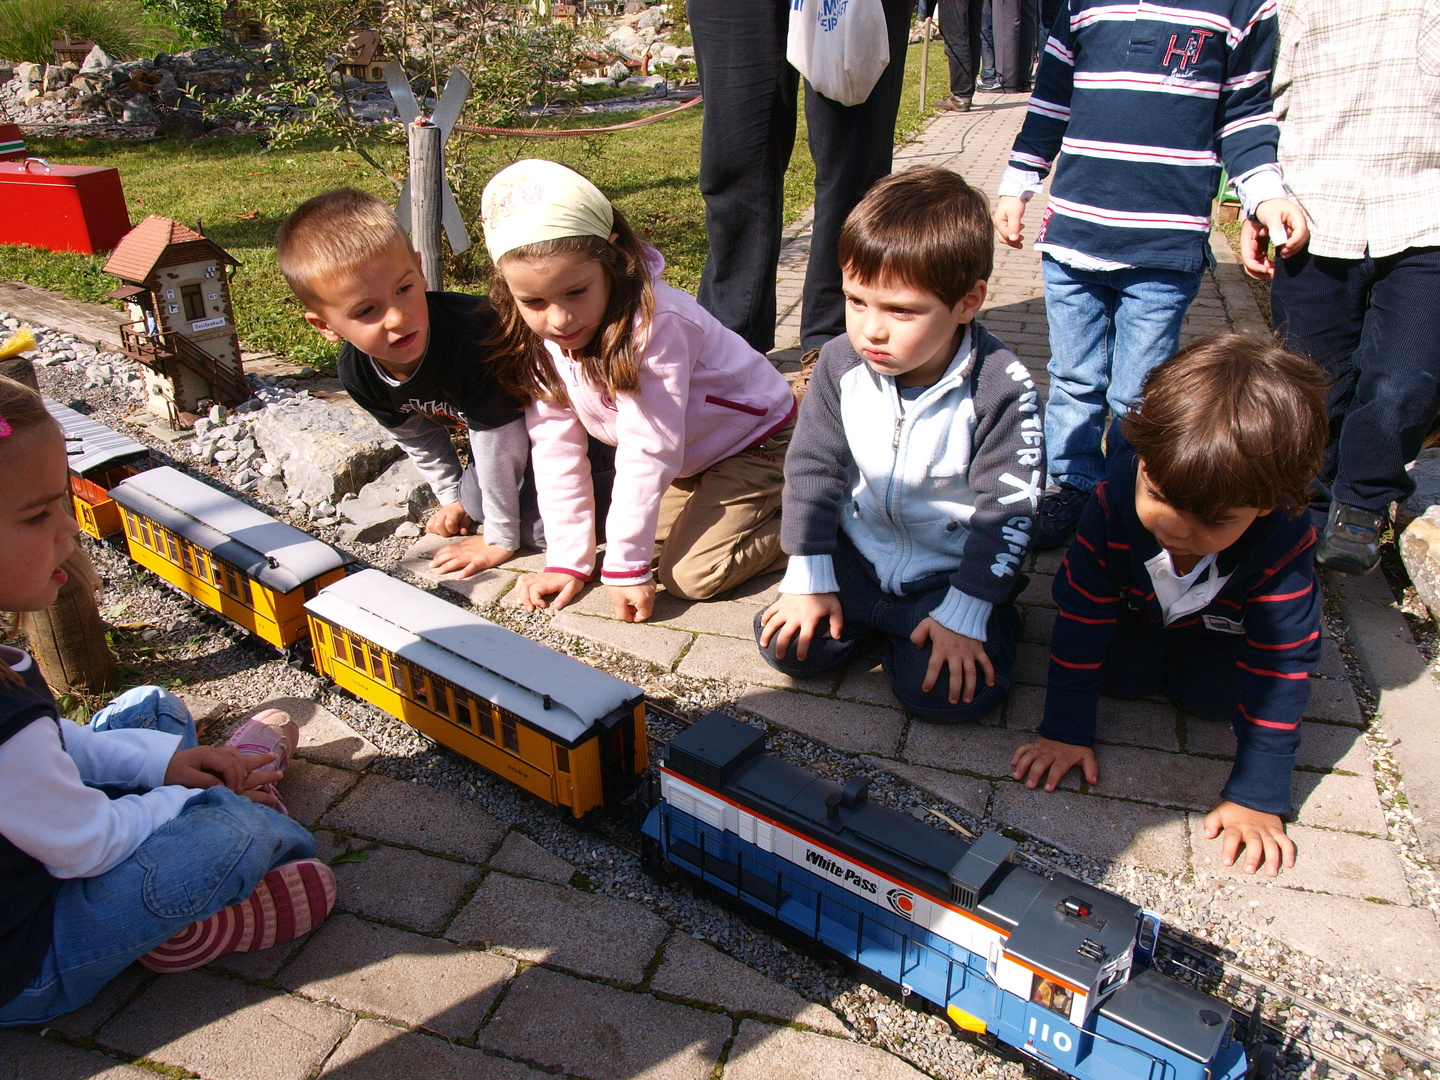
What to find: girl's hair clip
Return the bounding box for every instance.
[0,415,11,438]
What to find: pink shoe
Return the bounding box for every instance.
[139,859,336,973]
[227,708,299,814]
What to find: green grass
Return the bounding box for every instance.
[0,29,949,367]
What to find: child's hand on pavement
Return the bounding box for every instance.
[165,746,282,797]
[1010,736,1100,791]
[911,618,993,704]
[426,501,473,538]
[1252,198,1310,259]
[759,593,844,661]
[429,536,515,578]
[515,571,586,612]
[1203,801,1295,877]
[993,196,1028,249]
[609,583,656,623]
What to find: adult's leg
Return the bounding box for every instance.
[0,787,314,1026]
[980,0,997,83]
[881,597,1022,722]
[1269,250,1368,513]
[799,0,913,350]
[937,0,979,101]
[659,419,792,600]
[1328,248,1440,512]
[1041,257,1119,494]
[690,0,797,353]
[1105,265,1204,421]
[992,0,1038,90]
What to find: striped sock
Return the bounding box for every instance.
[139,859,336,973]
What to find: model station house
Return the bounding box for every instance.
[104,215,248,425]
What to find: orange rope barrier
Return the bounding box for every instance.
[454,93,702,138]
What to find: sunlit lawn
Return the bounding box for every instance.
[0,36,948,368]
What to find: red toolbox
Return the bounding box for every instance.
[0,125,24,161]
[0,159,131,254]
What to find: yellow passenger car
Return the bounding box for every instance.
[109,466,349,656]
[43,397,153,539]
[305,569,648,817]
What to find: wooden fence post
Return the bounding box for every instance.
[409,119,445,290]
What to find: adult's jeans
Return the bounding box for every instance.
[938,0,984,100]
[1041,255,1203,492]
[0,687,315,1026]
[1270,246,1440,514]
[753,532,1022,723]
[690,0,912,353]
[981,0,997,84]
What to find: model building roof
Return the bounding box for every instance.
[110,466,348,592]
[43,397,150,475]
[103,216,238,285]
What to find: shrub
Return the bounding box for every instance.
[0,0,176,63]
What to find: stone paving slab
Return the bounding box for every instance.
[1080,745,1231,811]
[552,610,692,669]
[477,966,732,1080]
[321,774,504,862]
[324,842,480,933]
[737,685,906,756]
[1185,717,1372,775]
[47,963,151,1039]
[255,696,380,771]
[97,970,352,1080]
[650,933,847,1033]
[0,1030,154,1079]
[902,723,1058,784]
[398,535,517,607]
[1093,698,1181,752]
[489,830,578,886]
[992,784,1189,872]
[1022,606,1056,644]
[722,570,784,607]
[1214,889,1440,985]
[861,757,993,818]
[175,692,230,735]
[1291,770,1388,836]
[572,582,760,639]
[1188,820,1411,904]
[278,758,361,828]
[320,1019,552,1079]
[446,871,668,984]
[1014,641,1049,685]
[835,657,904,709]
[679,634,837,691]
[206,929,312,981]
[281,914,515,1039]
[723,1019,928,1080]
[1302,678,1365,725]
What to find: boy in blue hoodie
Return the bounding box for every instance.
[1012,333,1329,878]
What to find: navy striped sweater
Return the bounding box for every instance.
[1041,452,1319,815]
[1012,0,1282,272]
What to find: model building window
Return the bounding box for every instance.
[180,284,205,322]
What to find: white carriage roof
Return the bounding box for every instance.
[44,398,150,475]
[109,466,347,593]
[305,569,642,745]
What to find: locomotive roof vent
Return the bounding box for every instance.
[947,830,1016,909]
[662,711,767,788]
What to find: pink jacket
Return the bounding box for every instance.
[527,249,795,586]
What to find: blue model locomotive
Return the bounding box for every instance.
[643,713,1248,1080]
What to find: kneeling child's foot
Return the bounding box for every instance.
[1315,500,1384,574]
[1036,482,1091,550]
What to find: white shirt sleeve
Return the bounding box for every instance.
[1231,164,1289,220]
[0,717,203,879]
[778,554,839,595]
[998,166,1045,201]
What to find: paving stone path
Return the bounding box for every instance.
[8,91,1440,1079]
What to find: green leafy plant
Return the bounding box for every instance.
[139,0,228,47]
[0,0,176,63]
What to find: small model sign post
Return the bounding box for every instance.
[384,62,473,289]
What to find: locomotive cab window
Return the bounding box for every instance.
[1031,974,1073,1018]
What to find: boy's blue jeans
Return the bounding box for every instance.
[1041,256,1204,493]
[0,687,315,1027]
[753,533,1021,723]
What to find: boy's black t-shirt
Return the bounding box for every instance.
[337,291,523,432]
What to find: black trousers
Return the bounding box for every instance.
[938,0,984,100]
[690,0,912,353]
[1271,246,1440,515]
[992,0,1037,90]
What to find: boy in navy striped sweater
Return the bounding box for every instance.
[993,0,1310,549]
[1011,334,1329,877]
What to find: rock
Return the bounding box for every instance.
[121,96,159,124]
[394,521,423,539]
[1401,450,1440,527]
[620,75,666,91]
[80,45,114,73]
[623,0,647,11]
[193,417,213,438]
[209,403,227,424]
[608,60,630,83]
[636,5,666,28]
[252,398,401,505]
[337,457,436,543]
[1400,505,1440,624]
[212,448,237,464]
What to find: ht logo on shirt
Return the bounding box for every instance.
[1163,29,1213,73]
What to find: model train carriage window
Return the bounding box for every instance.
[501,714,519,753]
[555,745,569,773]
[180,283,205,322]
[126,513,139,541]
[348,634,366,671]
[477,700,496,741]
[1031,973,1074,1018]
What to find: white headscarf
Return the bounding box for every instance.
[480,159,615,264]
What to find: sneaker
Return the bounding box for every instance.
[791,348,820,403]
[935,95,972,112]
[226,708,298,814]
[1036,482,1091,550]
[1315,500,1384,575]
[976,77,1003,91]
[139,859,336,973]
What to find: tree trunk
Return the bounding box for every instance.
[24,544,117,696]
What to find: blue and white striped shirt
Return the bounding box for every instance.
[1004,0,1287,273]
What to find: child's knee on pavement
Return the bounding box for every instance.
[91,685,196,746]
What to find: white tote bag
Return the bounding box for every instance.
[787,0,891,107]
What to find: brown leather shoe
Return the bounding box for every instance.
[935,95,972,112]
[791,348,820,403]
